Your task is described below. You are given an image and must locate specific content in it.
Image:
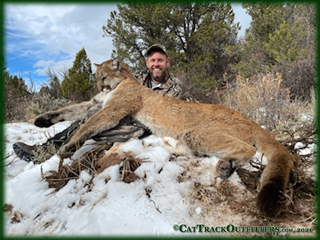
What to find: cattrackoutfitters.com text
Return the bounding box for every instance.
[173,224,310,233]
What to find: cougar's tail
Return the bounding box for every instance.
[255,130,293,216]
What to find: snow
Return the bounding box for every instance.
[4,121,315,236]
[4,122,197,236]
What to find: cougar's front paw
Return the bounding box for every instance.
[215,158,236,179]
[58,143,75,159]
[34,112,58,128]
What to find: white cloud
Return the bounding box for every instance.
[33,59,73,76]
[5,3,251,88]
[5,4,118,83]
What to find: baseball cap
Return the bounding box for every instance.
[146,44,168,57]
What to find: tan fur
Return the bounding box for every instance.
[34,91,107,127]
[55,59,293,216]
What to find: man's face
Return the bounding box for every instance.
[146,51,170,82]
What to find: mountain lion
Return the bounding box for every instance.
[36,59,294,216]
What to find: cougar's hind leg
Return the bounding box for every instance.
[182,129,256,179]
[214,140,256,179]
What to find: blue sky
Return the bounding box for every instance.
[4,3,251,91]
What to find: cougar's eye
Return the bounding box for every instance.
[102,85,111,92]
[101,76,107,81]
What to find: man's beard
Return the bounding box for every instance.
[151,68,166,82]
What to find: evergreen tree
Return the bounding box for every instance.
[4,70,31,122]
[5,72,29,97]
[264,20,307,63]
[46,69,62,98]
[60,48,95,102]
[104,2,240,89]
[228,3,309,78]
[226,3,315,100]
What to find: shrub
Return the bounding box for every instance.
[222,73,315,131]
[273,56,316,102]
[25,92,71,122]
[176,71,222,104]
[5,93,30,123]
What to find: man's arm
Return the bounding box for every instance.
[163,74,183,99]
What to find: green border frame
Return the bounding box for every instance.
[1,1,319,240]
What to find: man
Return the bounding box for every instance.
[13,44,183,163]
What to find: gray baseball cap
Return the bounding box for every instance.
[146,44,168,57]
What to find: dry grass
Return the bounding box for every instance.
[222,73,315,132]
[32,141,59,164]
[43,144,112,191]
[43,144,143,191]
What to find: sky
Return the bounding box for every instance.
[4,3,251,91]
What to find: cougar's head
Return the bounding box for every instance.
[94,58,133,92]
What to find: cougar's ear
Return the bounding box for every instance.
[93,63,100,68]
[111,58,122,71]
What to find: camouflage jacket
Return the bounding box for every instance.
[134,70,183,99]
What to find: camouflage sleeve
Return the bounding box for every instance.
[165,75,183,99]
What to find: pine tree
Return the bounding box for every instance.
[60,48,95,102]
[264,20,307,63]
[5,72,29,97]
[228,3,309,78]
[4,71,31,122]
[104,3,239,89]
[46,69,62,99]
